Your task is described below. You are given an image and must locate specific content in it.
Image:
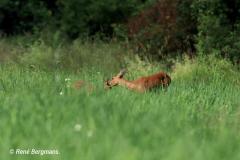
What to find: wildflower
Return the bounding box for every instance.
[65,78,71,88]
[65,78,71,82]
[74,124,82,132]
[59,91,63,95]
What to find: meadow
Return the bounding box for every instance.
[0,38,240,160]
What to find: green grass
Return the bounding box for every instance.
[0,55,240,160]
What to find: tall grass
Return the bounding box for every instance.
[0,36,131,74]
[0,38,240,160]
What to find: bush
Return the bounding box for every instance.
[125,0,197,60]
[0,0,146,38]
[0,0,52,34]
[172,55,240,86]
[58,0,145,38]
[193,0,240,63]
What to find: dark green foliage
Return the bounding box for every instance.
[125,0,240,62]
[0,0,145,38]
[126,0,197,60]
[0,0,52,34]
[57,0,147,38]
[0,0,240,63]
[193,0,240,62]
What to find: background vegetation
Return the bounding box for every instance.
[1,0,240,62]
[0,0,240,160]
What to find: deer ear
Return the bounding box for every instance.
[117,69,127,78]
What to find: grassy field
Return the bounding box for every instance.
[0,39,240,160]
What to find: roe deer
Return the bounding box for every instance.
[105,69,171,93]
[72,80,95,94]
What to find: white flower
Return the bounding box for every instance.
[74,124,82,132]
[65,78,71,82]
[59,91,63,95]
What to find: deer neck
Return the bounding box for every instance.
[118,78,144,92]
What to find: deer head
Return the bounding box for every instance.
[104,69,127,89]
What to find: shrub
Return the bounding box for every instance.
[193,0,240,63]
[172,55,240,86]
[0,0,52,34]
[125,0,197,60]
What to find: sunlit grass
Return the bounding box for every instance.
[0,55,240,160]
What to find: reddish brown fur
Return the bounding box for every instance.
[72,80,85,89]
[72,80,95,93]
[133,72,171,90]
[105,71,171,93]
